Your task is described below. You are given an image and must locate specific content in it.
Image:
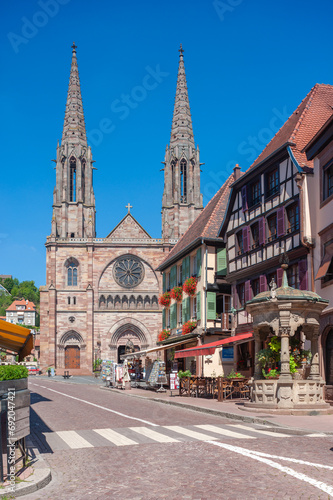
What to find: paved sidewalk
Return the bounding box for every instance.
[101,385,333,435]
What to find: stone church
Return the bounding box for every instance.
[39,44,203,373]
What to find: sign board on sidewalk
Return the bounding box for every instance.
[170,372,179,390]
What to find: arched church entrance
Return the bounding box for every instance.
[58,331,85,369]
[110,323,148,363]
[325,329,333,386]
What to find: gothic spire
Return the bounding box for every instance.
[170,44,195,148]
[62,43,87,146]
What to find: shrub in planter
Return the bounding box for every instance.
[0,365,28,381]
[182,320,197,335]
[183,277,197,296]
[158,292,171,308]
[158,329,171,342]
[178,370,192,379]
[262,368,280,379]
[170,286,183,302]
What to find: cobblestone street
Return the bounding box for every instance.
[21,379,333,500]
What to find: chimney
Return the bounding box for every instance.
[233,163,241,181]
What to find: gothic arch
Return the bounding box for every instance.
[108,318,152,349]
[107,295,113,308]
[59,330,84,346]
[99,295,106,308]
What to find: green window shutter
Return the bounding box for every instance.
[163,273,166,292]
[217,248,227,276]
[207,292,216,320]
[162,309,166,329]
[185,256,190,279]
[170,265,176,288]
[182,260,186,283]
[170,304,176,329]
[196,291,201,320]
[182,298,186,324]
[196,248,202,277]
[185,296,190,322]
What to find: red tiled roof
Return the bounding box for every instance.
[6,300,36,312]
[250,84,333,170]
[158,173,234,269]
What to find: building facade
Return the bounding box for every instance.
[39,45,203,373]
[6,300,37,326]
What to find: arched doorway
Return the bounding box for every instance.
[58,331,84,369]
[109,323,148,363]
[326,329,333,385]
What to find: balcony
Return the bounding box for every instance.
[213,313,231,331]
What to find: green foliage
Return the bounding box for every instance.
[262,368,280,379]
[93,358,102,371]
[0,365,28,381]
[289,355,298,373]
[227,369,244,379]
[0,276,40,319]
[178,370,192,379]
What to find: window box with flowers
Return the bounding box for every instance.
[170,286,183,302]
[159,292,171,308]
[158,329,171,342]
[183,277,197,296]
[182,320,197,335]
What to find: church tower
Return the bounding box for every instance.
[51,43,96,239]
[161,45,203,239]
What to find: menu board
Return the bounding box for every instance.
[170,372,179,390]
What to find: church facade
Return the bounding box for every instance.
[39,44,203,373]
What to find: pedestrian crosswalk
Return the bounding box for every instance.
[34,423,314,452]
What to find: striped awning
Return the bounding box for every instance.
[174,333,253,359]
[0,322,33,361]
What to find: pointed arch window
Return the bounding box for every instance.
[69,157,76,202]
[66,258,79,286]
[171,160,176,199]
[81,159,86,201]
[180,159,187,203]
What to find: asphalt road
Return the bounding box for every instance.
[23,378,333,500]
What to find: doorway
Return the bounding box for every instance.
[65,346,80,369]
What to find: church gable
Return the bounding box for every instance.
[106,214,151,240]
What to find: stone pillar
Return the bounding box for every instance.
[253,331,261,379]
[309,332,320,380]
[279,327,292,380]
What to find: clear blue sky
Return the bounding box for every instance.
[1,0,333,288]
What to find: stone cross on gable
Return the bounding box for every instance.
[126,203,133,214]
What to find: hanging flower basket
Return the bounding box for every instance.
[183,277,198,296]
[158,292,171,308]
[170,286,183,302]
[158,329,171,342]
[182,320,197,335]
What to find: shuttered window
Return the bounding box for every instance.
[259,217,265,245]
[217,248,227,276]
[170,266,177,289]
[207,292,216,320]
[241,186,248,212]
[196,248,202,277]
[277,207,285,237]
[182,256,190,280]
[182,296,190,324]
[163,273,166,293]
[196,291,201,320]
[170,303,177,329]
[299,259,308,290]
[162,309,166,329]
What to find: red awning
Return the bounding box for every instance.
[315,248,333,280]
[174,333,253,359]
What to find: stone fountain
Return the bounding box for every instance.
[244,262,330,414]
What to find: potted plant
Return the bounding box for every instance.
[178,370,192,379]
[227,369,244,379]
[182,320,197,335]
[262,368,280,379]
[183,277,198,296]
[158,292,171,308]
[170,286,183,302]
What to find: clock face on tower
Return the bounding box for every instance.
[113,255,144,288]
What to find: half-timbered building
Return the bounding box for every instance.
[219,84,333,378]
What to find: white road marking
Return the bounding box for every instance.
[240,448,333,470]
[56,431,93,449]
[195,424,255,440]
[31,383,158,426]
[94,428,138,446]
[164,426,217,441]
[230,424,290,437]
[306,433,326,437]
[129,427,179,443]
[207,441,333,497]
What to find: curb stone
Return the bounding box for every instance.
[100,385,333,436]
[0,437,52,498]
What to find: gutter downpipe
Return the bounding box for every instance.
[295,171,315,292]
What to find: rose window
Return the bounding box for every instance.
[113,256,144,288]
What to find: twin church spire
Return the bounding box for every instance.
[51,44,202,241]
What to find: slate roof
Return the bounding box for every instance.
[250,84,333,170]
[158,173,234,270]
